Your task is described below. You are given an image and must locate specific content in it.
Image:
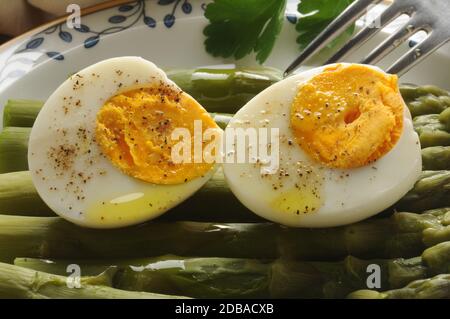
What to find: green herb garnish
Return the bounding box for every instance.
[296,0,355,50]
[203,0,356,64]
[203,0,287,64]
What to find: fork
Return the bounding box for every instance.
[284,0,450,77]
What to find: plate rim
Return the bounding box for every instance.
[0,0,135,53]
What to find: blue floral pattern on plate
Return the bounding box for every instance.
[0,0,200,86]
[0,0,298,89]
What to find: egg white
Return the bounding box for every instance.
[223,64,422,228]
[28,57,216,229]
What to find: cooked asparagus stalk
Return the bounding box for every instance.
[418,129,450,148]
[11,256,396,298]
[413,114,450,148]
[0,170,258,222]
[166,67,283,113]
[2,100,44,128]
[400,84,450,117]
[2,67,282,126]
[413,114,447,135]
[13,242,450,298]
[400,85,449,102]
[347,274,450,299]
[0,171,52,216]
[396,170,450,212]
[0,210,449,263]
[1,168,449,219]
[0,262,187,299]
[0,127,29,174]
[439,107,450,131]
[422,146,450,170]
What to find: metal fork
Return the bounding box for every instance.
[284,0,450,77]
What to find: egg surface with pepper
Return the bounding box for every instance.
[223,63,422,227]
[28,57,221,228]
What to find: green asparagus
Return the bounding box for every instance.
[347,274,450,299]
[166,67,283,113]
[0,171,52,216]
[13,242,450,298]
[439,107,450,131]
[1,168,450,219]
[0,262,187,299]
[413,113,450,148]
[418,129,450,148]
[0,170,259,222]
[413,114,447,135]
[422,146,450,170]
[400,84,450,117]
[1,67,282,127]
[400,84,449,102]
[2,100,44,128]
[0,127,29,173]
[0,210,449,263]
[9,256,402,298]
[396,170,450,212]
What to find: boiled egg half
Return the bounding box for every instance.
[28,57,221,228]
[222,63,422,227]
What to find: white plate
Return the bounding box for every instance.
[0,0,449,123]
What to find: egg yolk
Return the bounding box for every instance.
[290,64,404,168]
[96,86,219,185]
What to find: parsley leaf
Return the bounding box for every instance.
[203,0,287,64]
[296,0,355,50]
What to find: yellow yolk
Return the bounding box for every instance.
[290,64,404,168]
[96,86,219,185]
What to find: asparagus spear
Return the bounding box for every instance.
[0,210,449,263]
[0,168,449,220]
[2,66,282,128]
[347,274,450,299]
[13,242,450,298]
[413,114,447,135]
[440,107,450,131]
[418,129,450,148]
[166,67,283,113]
[400,84,450,117]
[2,100,44,128]
[396,170,450,212]
[400,85,449,102]
[0,262,187,299]
[11,256,388,298]
[0,170,259,222]
[0,127,29,174]
[422,146,450,170]
[2,166,449,219]
[0,171,52,216]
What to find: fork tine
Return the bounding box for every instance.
[387,34,450,76]
[284,0,382,76]
[326,1,408,64]
[361,15,423,65]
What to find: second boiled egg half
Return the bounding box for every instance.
[223,63,422,228]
